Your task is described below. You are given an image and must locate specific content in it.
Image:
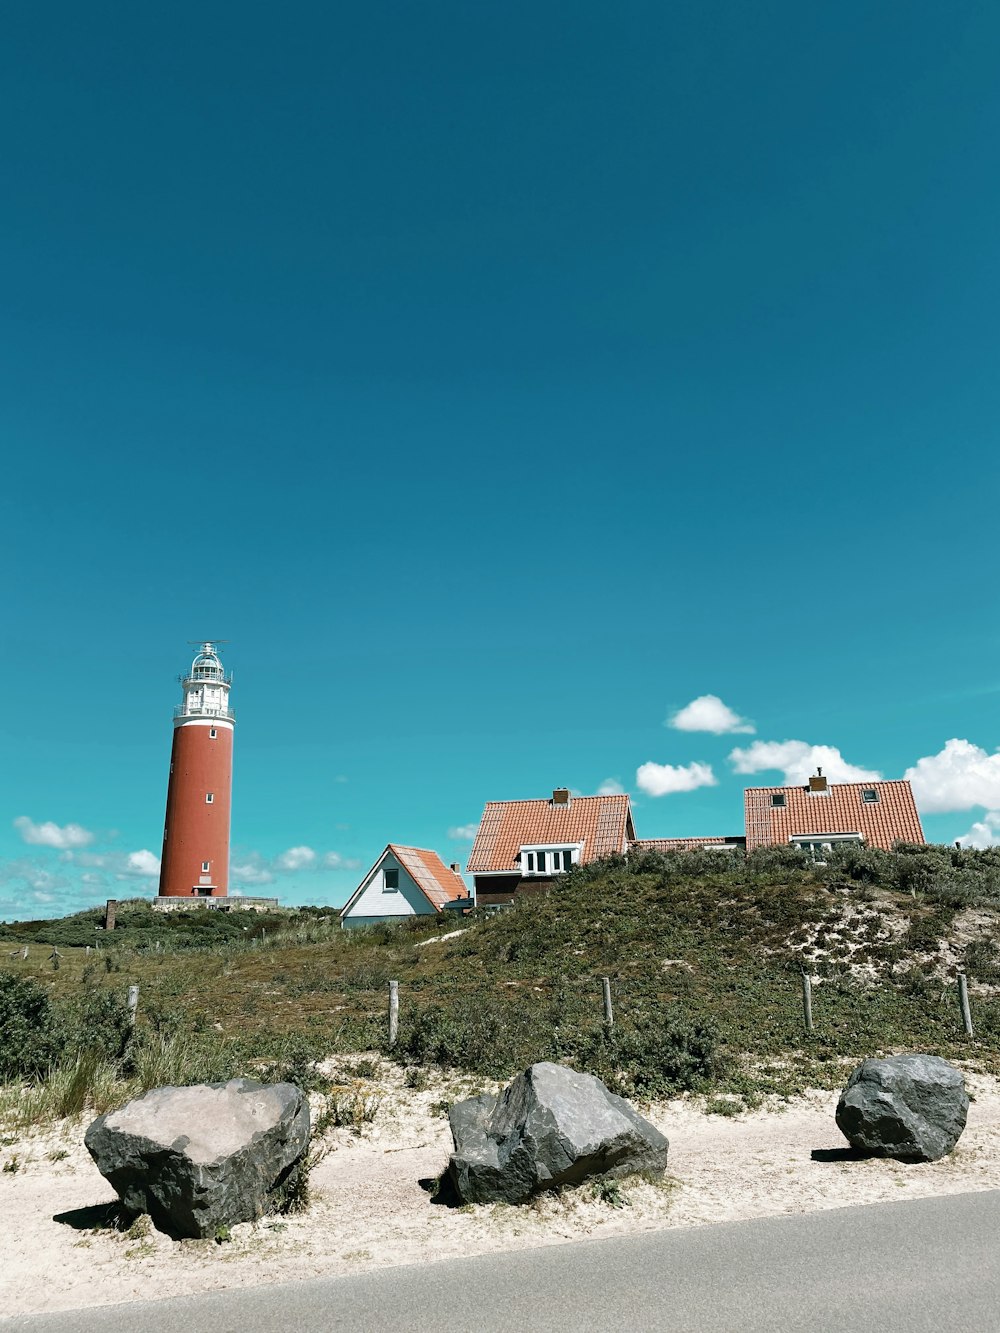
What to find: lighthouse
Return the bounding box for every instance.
[157,643,234,900]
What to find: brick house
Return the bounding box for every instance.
[466,788,635,905]
[743,769,924,855]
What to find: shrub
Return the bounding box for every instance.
[63,988,133,1063]
[571,1011,726,1101]
[0,972,63,1081]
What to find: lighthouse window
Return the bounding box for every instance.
[209,728,217,739]
[206,793,214,804]
[202,862,210,872]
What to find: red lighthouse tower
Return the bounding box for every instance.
[157,643,234,900]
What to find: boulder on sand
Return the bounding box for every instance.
[447,1061,669,1204]
[835,1054,969,1163]
[85,1078,310,1238]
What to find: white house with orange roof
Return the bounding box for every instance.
[340,844,469,929]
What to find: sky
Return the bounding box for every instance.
[3,2,1000,920]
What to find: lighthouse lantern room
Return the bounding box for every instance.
[157,643,235,900]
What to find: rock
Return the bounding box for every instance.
[835,1054,969,1163]
[447,1061,669,1204]
[85,1078,310,1238]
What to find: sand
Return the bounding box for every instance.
[3,1061,1000,1317]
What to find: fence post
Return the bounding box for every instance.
[21,945,29,960]
[127,984,140,1027]
[801,972,814,1033]
[957,973,974,1037]
[601,976,614,1028]
[388,980,399,1048]
[50,947,61,972]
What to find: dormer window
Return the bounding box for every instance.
[862,789,879,804]
[771,794,786,808]
[519,844,583,876]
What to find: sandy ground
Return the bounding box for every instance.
[3,1062,1000,1317]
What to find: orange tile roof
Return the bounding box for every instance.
[390,845,468,910]
[340,844,467,918]
[743,780,924,852]
[630,837,741,853]
[467,794,635,874]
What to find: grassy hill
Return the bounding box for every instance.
[4,842,1000,1124]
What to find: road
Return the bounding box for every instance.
[6,1191,1000,1332]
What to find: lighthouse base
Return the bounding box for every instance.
[152,895,279,914]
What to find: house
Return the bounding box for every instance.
[466,787,635,905]
[743,768,924,856]
[630,836,746,854]
[340,844,469,929]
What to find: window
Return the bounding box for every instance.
[519,845,582,876]
[202,861,210,873]
[862,789,879,804]
[791,833,863,864]
[771,794,786,808]
[206,793,214,804]
[383,868,399,892]
[209,728,217,739]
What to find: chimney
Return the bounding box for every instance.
[808,767,828,794]
[552,787,571,806]
[450,863,461,873]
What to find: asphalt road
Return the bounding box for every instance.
[7,1191,1000,1332]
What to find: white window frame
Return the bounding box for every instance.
[202,861,210,873]
[206,793,214,804]
[791,833,863,864]
[519,843,584,877]
[209,727,218,739]
[383,867,400,893]
[861,789,880,804]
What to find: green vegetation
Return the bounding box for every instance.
[3,843,1000,1127]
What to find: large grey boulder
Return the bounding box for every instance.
[835,1055,969,1163]
[85,1078,310,1238]
[447,1061,669,1204]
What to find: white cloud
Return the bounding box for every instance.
[231,856,275,887]
[322,851,362,871]
[728,740,881,786]
[596,779,625,796]
[274,845,318,872]
[903,739,1000,814]
[448,824,479,841]
[14,816,95,850]
[636,761,717,797]
[123,849,160,877]
[232,846,361,885]
[957,813,1000,849]
[669,695,754,735]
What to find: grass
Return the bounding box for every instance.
[5,846,1000,1129]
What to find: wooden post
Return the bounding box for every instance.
[50,947,61,971]
[388,980,399,1048]
[801,973,814,1033]
[958,973,974,1037]
[601,976,614,1028]
[127,984,140,1027]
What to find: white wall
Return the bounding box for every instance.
[341,849,437,928]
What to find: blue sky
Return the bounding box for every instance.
[4,2,1000,919]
